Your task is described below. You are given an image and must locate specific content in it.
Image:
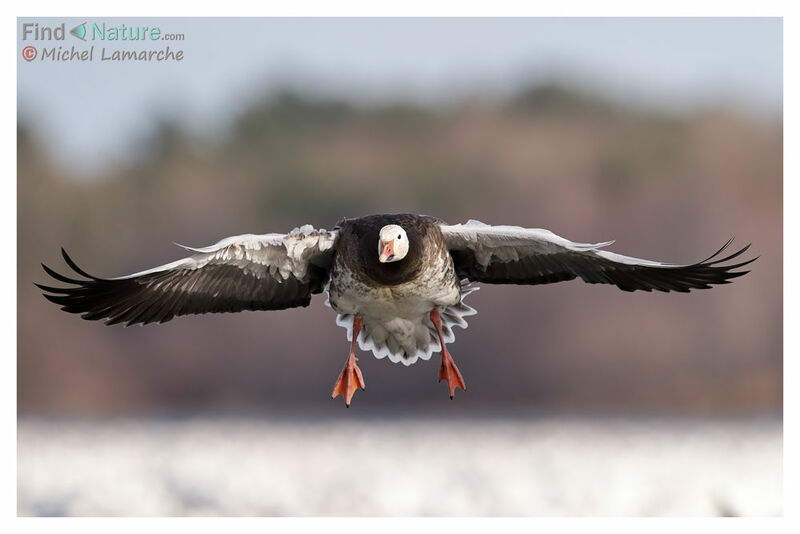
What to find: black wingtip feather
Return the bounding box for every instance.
[33,282,73,294]
[723,257,758,271]
[41,293,70,306]
[706,243,752,266]
[700,237,735,263]
[41,263,86,285]
[61,248,101,280]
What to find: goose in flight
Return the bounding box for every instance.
[37,213,754,406]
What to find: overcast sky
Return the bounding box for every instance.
[17,17,782,175]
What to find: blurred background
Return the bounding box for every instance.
[17,18,782,516]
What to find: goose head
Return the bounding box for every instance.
[378,225,409,263]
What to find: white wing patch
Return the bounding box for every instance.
[441,219,616,269]
[117,225,338,281]
[447,219,681,268]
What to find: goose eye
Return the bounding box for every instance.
[397,234,402,239]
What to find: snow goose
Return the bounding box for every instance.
[37,213,754,406]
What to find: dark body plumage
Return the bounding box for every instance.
[331,213,450,287]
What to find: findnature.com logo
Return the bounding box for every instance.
[20,21,185,63]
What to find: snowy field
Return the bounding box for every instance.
[17,416,781,516]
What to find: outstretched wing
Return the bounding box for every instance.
[440,220,754,293]
[37,225,339,326]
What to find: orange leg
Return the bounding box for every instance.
[331,316,366,407]
[431,309,467,399]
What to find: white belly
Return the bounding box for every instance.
[327,270,475,366]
